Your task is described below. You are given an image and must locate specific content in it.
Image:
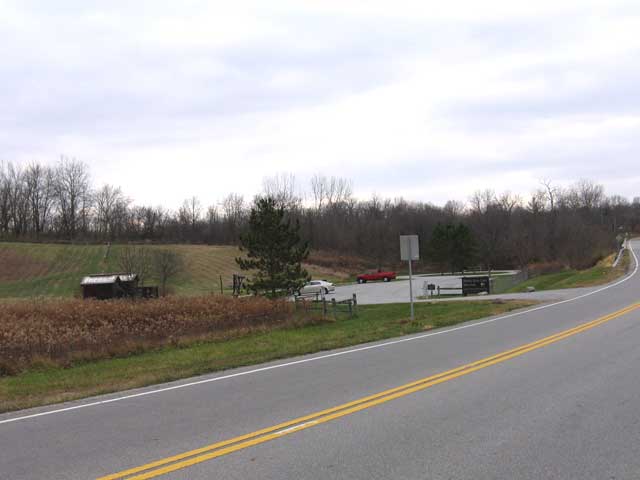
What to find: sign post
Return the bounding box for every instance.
[400,235,420,320]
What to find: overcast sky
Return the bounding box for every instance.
[2,0,639,207]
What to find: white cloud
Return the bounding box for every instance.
[1,0,639,207]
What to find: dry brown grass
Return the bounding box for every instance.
[595,252,617,268]
[0,295,310,375]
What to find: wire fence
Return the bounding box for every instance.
[294,293,358,319]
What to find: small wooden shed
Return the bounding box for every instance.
[80,274,139,300]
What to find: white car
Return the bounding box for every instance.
[299,280,335,296]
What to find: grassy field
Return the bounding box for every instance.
[0,242,353,299]
[507,249,630,293]
[0,299,535,412]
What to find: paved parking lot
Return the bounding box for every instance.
[326,274,592,305]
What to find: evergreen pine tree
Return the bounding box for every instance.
[236,197,310,297]
[427,222,452,273]
[451,223,476,272]
[428,222,476,273]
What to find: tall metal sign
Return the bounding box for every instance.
[400,235,419,320]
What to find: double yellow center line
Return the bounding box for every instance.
[99,302,640,480]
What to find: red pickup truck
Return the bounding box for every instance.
[356,270,397,284]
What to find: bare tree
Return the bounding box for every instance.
[205,204,220,243]
[221,193,245,242]
[498,191,522,213]
[222,193,244,221]
[153,248,184,296]
[509,213,535,269]
[53,157,90,239]
[527,189,547,214]
[0,162,10,236]
[24,163,55,238]
[443,200,465,219]
[6,162,29,236]
[179,196,201,230]
[574,179,604,211]
[118,245,153,286]
[310,174,327,211]
[468,189,511,270]
[326,176,353,208]
[111,195,132,239]
[540,179,562,259]
[95,185,126,240]
[136,205,166,240]
[262,173,302,210]
[310,174,353,211]
[206,205,219,225]
[540,179,559,211]
[189,196,201,230]
[469,189,496,215]
[2,158,639,270]
[177,196,202,241]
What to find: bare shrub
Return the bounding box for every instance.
[152,248,184,296]
[118,245,152,284]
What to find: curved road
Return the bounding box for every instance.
[2,241,640,479]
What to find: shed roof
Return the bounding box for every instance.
[80,274,138,286]
[117,274,138,283]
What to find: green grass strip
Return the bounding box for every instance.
[0,300,535,413]
[507,250,630,293]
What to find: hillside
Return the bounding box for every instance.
[0,242,355,299]
[506,250,630,293]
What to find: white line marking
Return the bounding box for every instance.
[276,420,319,435]
[1,244,637,426]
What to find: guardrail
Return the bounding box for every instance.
[612,246,626,268]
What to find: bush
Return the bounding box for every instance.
[0,295,299,374]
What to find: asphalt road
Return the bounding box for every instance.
[2,241,640,479]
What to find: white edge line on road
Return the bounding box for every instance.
[1,244,638,426]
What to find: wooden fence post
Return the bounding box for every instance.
[331,298,337,320]
[352,293,358,316]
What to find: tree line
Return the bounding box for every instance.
[1,159,638,270]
